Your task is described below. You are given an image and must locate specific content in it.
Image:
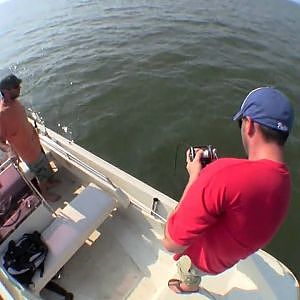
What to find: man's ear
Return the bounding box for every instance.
[244,117,256,137]
[2,89,10,99]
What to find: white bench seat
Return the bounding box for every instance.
[31,183,116,293]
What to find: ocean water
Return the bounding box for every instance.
[1,0,300,277]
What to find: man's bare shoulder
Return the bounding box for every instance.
[0,99,24,114]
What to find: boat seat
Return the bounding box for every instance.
[31,183,116,294]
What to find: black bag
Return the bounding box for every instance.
[3,231,48,285]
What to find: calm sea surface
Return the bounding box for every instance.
[1,0,300,278]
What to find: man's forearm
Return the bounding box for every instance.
[162,182,193,253]
[162,150,201,254]
[162,222,187,253]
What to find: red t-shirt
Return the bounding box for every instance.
[167,158,291,274]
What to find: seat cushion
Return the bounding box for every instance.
[31,183,116,293]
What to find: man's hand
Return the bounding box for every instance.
[186,148,204,183]
[0,141,10,153]
[8,148,20,164]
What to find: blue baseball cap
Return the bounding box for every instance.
[233,87,294,133]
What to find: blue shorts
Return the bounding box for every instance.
[27,152,53,183]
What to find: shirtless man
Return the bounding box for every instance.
[0,74,59,201]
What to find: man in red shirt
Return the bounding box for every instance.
[163,87,294,293]
[0,74,59,201]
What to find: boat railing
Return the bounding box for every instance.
[0,267,42,300]
[28,110,168,223]
[43,135,167,222]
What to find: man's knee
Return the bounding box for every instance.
[176,255,202,286]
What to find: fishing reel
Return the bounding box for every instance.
[188,145,218,167]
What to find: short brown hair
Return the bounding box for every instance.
[259,124,289,146]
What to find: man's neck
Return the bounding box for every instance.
[248,144,284,163]
[2,97,16,105]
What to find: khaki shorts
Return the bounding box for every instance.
[27,152,53,183]
[176,255,207,287]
